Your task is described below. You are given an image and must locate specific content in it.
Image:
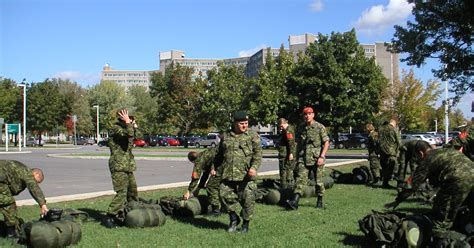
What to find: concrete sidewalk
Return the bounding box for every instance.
[17,159,365,206]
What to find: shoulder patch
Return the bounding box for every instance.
[191,171,199,179]
[286,133,293,139]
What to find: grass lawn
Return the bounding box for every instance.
[0,162,430,247]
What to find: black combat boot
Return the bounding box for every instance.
[207,205,221,217]
[6,226,19,239]
[285,193,301,210]
[241,220,250,233]
[227,212,240,233]
[316,196,324,209]
[102,214,119,229]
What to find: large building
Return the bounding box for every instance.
[101,33,399,88]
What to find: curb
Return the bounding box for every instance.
[16,159,366,206]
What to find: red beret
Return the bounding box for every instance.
[303,107,314,114]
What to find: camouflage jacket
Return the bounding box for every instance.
[188,147,218,191]
[296,121,330,166]
[108,120,136,173]
[214,130,262,181]
[278,124,296,159]
[399,140,422,168]
[447,137,473,161]
[0,160,46,205]
[412,148,474,190]
[367,130,380,157]
[378,123,401,156]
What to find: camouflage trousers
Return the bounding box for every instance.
[380,154,398,184]
[107,171,138,216]
[368,154,381,179]
[430,177,473,232]
[278,157,295,189]
[196,174,222,209]
[0,181,20,228]
[219,180,256,221]
[294,162,325,197]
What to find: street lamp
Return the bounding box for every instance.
[93,105,99,143]
[19,83,27,148]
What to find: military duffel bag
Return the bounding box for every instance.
[124,208,166,228]
[262,189,281,205]
[21,220,82,248]
[176,195,209,217]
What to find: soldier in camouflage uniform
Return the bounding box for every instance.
[277,118,296,189]
[0,160,48,238]
[214,111,262,233]
[388,143,474,239]
[398,139,430,181]
[286,107,330,210]
[184,147,222,216]
[366,123,381,184]
[446,125,474,161]
[378,118,401,188]
[103,109,139,228]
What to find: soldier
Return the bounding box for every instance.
[398,140,437,182]
[102,109,139,228]
[378,118,401,188]
[277,118,296,188]
[214,111,261,233]
[286,107,330,210]
[184,147,222,216]
[385,143,474,242]
[366,123,381,184]
[0,160,49,238]
[446,125,473,161]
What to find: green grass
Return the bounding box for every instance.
[0,162,431,247]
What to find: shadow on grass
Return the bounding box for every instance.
[336,231,371,247]
[173,216,227,230]
[78,208,105,223]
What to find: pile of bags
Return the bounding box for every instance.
[330,165,373,184]
[123,200,167,228]
[159,195,210,217]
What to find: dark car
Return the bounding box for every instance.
[144,135,159,146]
[75,137,95,145]
[98,138,109,147]
[340,134,368,149]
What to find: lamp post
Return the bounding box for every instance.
[93,105,99,143]
[444,81,449,144]
[19,83,27,148]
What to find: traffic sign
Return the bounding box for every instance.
[7,124,19,134]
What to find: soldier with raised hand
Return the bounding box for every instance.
[102,108,139,228]
[277,118,296,189]
[378,118,401,188]
[366,123,381,185]
[385,142,474,244]
[184,147,222,216]
[0,160,48,238]
[214,111,262,233]
[286,106,330,210]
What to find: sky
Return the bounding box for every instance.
[1,0,472,119]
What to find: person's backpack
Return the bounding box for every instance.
[359,210,406,247]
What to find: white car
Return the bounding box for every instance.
[411,134,437,146]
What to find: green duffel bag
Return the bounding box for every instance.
[323,176,335,189]
[180,197,202,217]
[26,221,61,248]
[302,185,316,198]
[50,220,82,246]
[124,208,166,228]
[263,189,281,205]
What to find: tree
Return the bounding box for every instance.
[386,69,442,132]
[0,78,22,123]
[149,63,206,135]
[287,29,387,136]
[249,45,296,125]
[87,80,134,130]
[127,85,159,135]
[202,62,250,131]
[390,0,474,100]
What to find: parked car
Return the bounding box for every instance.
[164,137,180,146]
[261,134,280,148]
[340,134,368,149]
[411,134,437,146]
[133,138,147,147]
[195,133,220,148]
[144,135,159,146]
[260,136,275,148]
[75,137,95,145]
[98,138,109,147]
[187,136,203,147]
[156,136,169,146]
[401,134,421,144]
[26,137,44,147]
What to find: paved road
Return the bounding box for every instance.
[0,146,361,201]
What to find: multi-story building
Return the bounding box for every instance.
[159,50,220,79]
[101,63,154,89]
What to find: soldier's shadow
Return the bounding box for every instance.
[173,216,227,230]
[335,231,371,247]
[78,208,105,223]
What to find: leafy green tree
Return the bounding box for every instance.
[249,45,296,125]
[387,69,442,132]
[27,80,64,139]
[202,62,250,131]
[390,0,473,100]
[0,78,22,123]
[149,63,206,135]
[127,85,159,134]
[287,29,387,135]
[87,80,134,130]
